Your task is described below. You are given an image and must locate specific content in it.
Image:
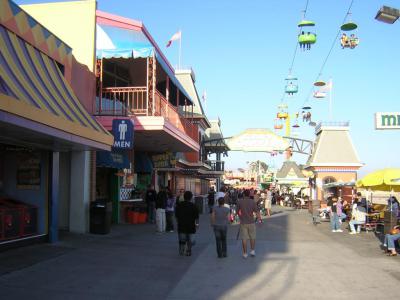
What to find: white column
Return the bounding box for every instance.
[69,151,91,233]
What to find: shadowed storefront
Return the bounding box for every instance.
[0,0,113,247]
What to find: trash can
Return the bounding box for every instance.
[90,200,112,234]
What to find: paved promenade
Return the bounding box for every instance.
[1,206,399,300]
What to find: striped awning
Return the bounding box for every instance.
[0,25,113,148]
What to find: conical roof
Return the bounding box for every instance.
[306,122,363,167]
[276,161,305,179]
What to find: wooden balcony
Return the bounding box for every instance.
[95,87,197,141]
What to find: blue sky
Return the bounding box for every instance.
[17,0,400,176]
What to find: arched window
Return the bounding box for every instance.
[323,176,336,185]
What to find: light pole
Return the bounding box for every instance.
[375,6,400,24]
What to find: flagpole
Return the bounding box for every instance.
[178,30,182,69]
[329,78,333,120]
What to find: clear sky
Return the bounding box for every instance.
[17,0,400,176]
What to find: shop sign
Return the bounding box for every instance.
[112,119,134,149]
[226,129,289,152]
[375,112,400,130]
[96,150,130,169]
[152,152,176,169]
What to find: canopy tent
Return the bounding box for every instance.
[96,23,193,105]
[357,168,400,192]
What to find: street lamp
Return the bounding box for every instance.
[375,6,400,24]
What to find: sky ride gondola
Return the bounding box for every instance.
[274,118,283,130]
[302,110,312,123]
[298,20,316,50]
[313,91,326,98]
[340,18,359,49]
[285,75,298,96]
[277,112,289,120]
[314,80,326,87]
[277,103,289,120]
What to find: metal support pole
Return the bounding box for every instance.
[49,152,59,243]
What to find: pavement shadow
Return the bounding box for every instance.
[166,208,295,300]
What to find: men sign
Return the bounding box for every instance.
[375,112,400,130]
[112,119,134,149]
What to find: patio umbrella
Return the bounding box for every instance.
[357,168,400,214]
[357,168,400,192]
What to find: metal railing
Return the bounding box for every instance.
[205,160,225,172]
[154,91,197,140]
[96,86,147,116]
[95,86,196,140]
[315,121,350,133]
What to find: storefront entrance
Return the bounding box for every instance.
[0,145,49,244]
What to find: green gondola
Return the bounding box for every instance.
[298,20,315,27]
[298,20,317,50]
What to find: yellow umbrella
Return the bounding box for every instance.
[357,168,400,192]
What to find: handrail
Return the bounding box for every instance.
[96,86,147,116]
[96,86,197,141]
[154,90,197,140]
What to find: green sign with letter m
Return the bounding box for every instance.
[375,112,400,129]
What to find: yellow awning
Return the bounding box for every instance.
[0,25,113,149]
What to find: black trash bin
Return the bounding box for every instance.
[90,200,112,234]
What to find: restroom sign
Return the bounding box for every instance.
[112,119,134,149]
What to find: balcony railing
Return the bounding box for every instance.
[154,91,197,141]
[205,160,225,172]
[96,86,147,116]
[95,87,197,141]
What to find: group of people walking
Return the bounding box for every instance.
[145,184,199,256]
[208,187,269,258]
[145,184,267,258]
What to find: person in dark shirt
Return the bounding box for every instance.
[175,191,199,256]
[328,196,342,232]
[208,188,216,213]
[156,186,167,233]
[145,184,157,223]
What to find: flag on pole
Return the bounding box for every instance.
[321,80,333,91]
[201,90,207,102]
[166,30,181,47]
